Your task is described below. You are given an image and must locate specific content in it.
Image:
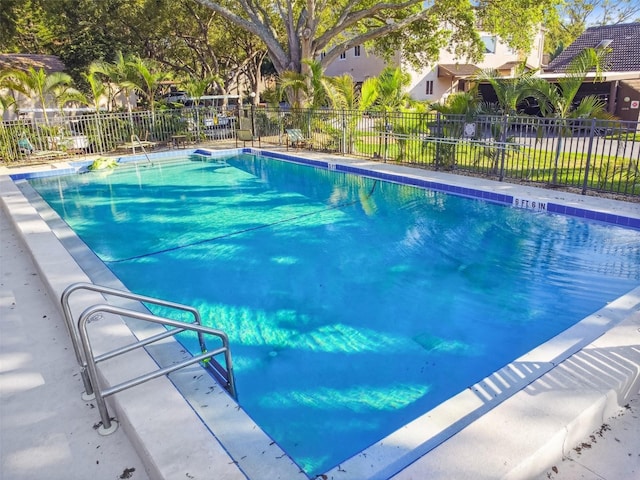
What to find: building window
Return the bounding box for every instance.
[339,51,346,60]
[354,45,361,57]
[481,35,497,53]
[425,80,434,95]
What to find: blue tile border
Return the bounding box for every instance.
[117,149,208,163]
[251,148,328,169]
[546,202,640,229]
[256,150,640,231]
[10,167,79,181]
[193,148,245,158]
[9,148,640,231]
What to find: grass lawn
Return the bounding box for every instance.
[349,135,640,196]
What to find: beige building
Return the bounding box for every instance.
[322,30,545,103]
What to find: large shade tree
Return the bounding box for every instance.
[0,0,55,53]
[192,0,558,103]
[136,0,268,97]
[0,0,266,98]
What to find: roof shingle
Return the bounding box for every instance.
[0,54,65,74]
[438,63,479,78]
[546,22,640,73]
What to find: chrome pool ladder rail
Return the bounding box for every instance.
[130,134,153,164]
[60,282,237,434]
[78,303,236,435]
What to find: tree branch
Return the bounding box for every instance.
[193,0,289,72]
[327,0,424,41]
[318,5,430,66]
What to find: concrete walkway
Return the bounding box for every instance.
[0,206,150,480]
[542,402,639,479]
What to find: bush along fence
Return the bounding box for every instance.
[2,106,639,197]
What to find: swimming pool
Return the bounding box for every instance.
[24,150,640,477]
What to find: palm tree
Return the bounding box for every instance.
[303,59,329,110]
[79,64,108,114]
[51,83,83,115]
[322,73,378,153]
[429,91,482,168]
[431,91,481,117]
[125,55,173,124]
[374,67,414,112]
[0,93,14,115]
[389,103,432,162]
[473,65,539,115]
[85,53,140,143]
[75,66,109,151]
[278,70,309,109]
[530,47,610,119]
[527,47,613,184]
[363,66,418,160]
[180,76,219,139]
[89,53,134,112]
[278,58,336,110]
[323,74,355,110]
[470,66,541,173]
[277,58,329,109]
[0,69,17,114]
[277,59,332,144]
[3,67,75,128]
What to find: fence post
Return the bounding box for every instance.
[435,112,441,170]
[383,111,389,162]
[581,117,597,195]
[499,114,509,181]
[342,109,347,155]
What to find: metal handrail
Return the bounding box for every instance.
[130,134,153,164]
[60,282,233,400]
[77,303,236,435]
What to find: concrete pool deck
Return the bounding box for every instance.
[1,148,639,479]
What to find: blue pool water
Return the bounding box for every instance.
[29,153,640,476]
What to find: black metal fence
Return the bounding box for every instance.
[0,107,238,160]
[259,107,640,197]
[2,106,639,197]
